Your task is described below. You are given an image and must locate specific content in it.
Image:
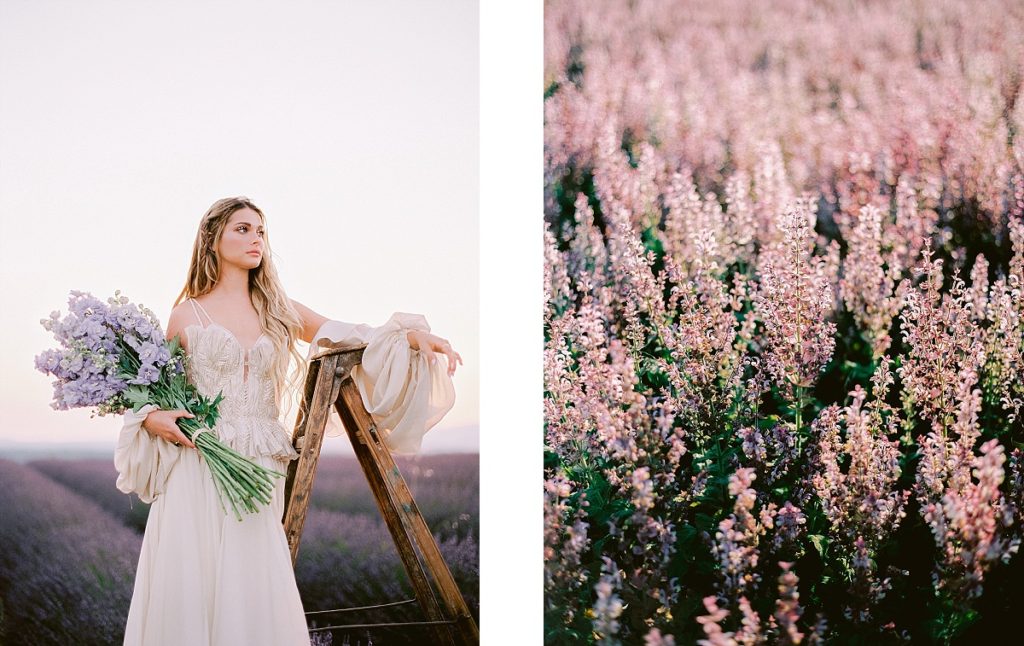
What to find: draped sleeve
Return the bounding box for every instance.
[113,403,184,503]
[306,312,456,455]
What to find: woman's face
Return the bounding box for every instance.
[216,207,265,269]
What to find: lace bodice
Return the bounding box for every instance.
[181,299,297,461]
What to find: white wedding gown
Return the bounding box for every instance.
[114,299,455,646]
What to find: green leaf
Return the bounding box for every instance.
[123,385,151,411]
[612,506,633,522]
[695,512,717,532]
[808,534,828,558]
[544,449,561,470]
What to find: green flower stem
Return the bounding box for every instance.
[218,458,274,493]
[176,409,281,516]
[227,463,274,503]
[795,385,804,453]
[210,455,253,514]
[205,457,245,521]
[224,455,284,487]
[212,461,264,504]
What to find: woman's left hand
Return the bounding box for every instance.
[407,331,463,377]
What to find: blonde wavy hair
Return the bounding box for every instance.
[173,196,308,420]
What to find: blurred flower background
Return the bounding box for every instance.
[544,0,1024,643]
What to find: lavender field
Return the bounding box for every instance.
[545,0,1024,643]
[0,453,478,645]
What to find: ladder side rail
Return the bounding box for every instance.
[336,383,480,645]
[334,393,455,645]
[283,353,342,565]
[283,357,323,521]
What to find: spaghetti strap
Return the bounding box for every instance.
[188,298,214,328]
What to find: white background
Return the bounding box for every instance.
[480,1,542,640]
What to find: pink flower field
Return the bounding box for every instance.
[544,1,1024,643]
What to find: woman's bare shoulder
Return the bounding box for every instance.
[166,301,200,350]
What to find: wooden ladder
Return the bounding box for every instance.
[281,340,479,646]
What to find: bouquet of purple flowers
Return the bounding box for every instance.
[35,289,283,520]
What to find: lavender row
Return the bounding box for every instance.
[0,459,141,645]
[295,508,479,625]
[310,454,479,541]
[24,453,479,542]
[28,458,151,533]
[7,455,479,644]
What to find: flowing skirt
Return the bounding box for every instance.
[122,448,311,646]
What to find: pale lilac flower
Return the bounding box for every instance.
[644,627,676,646]
[980,217,1024,420]
[887,176,938,278]
[773,562,804,644]
[840,205,901,358]
[916,381,1020,603]
[696,564,826,645]
[966,253,990,321]
[544,474,592,625]
[695,596,734,646]
[545,224,574,318]
[753,197,837,401]
[739,426,767,465]
[632,466,655,512]
[811,379,908,548]
[899,244,986,428]
[592,556,625,645]
[772,503,807,552]
[712,469,806,603]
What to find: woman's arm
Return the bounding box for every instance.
[290,299,329,344]
[291,298,434,351]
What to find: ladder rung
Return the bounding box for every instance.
[309,619,457,631]
[305,599,418,615]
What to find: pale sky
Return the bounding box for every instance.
[0,0,479,453]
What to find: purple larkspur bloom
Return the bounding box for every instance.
[64,354,84,375]
[68,290,104,315]
[128,364,161,385]
[135,319,154,337]
[37,290,175,416]
[82,317,106,342]
[34,349,62,373]
[137,341,161,365]
[122,334,142,352]
[113,306,142,333]
[61,382,84,407]
[49,383,67,410]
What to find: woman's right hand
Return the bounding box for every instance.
[142,409,197,449]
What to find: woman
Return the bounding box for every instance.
[113,196,462,645]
